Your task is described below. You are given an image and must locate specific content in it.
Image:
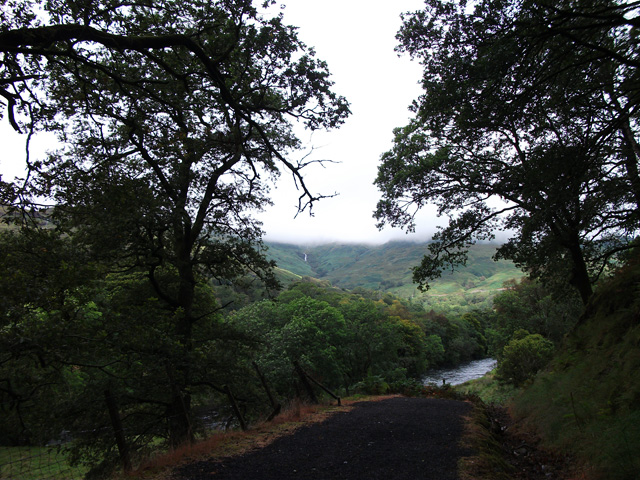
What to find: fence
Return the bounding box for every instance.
[0,362,339,479]
[0,444,86,480]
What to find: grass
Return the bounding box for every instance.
[0,445,87,480]
[265,241,523,303]
[454,371,519,405]
[457,403,514,480]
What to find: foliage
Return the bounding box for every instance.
[352,375,390,396]
[1,0,350,460]
[455,372,518,406]
[229,285,420,398]
[496,332,554,387]
[488,277,582,356]
[374,0,640,305]
[0,228,256,473]
[512,254,640,479]
[226,279,495,407]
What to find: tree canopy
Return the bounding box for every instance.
[375,0,640,304]
[1,0,350,449]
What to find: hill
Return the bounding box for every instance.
[511,257,640,479]
[265,241,523,310]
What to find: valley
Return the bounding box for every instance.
[265,241,524,310]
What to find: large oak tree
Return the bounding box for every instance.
[375,0,639,304]
[1,0,349,448]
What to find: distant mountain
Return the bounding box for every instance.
[264,241,524,308]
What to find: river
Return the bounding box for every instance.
[422,358,497,386]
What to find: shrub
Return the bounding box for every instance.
[353,375,390,395]
[497,332,554,386]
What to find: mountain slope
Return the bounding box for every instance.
[264,241,523,306]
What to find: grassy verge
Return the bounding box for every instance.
[509,259,640,480]
[454,370,519,405]
[457,402,514,480]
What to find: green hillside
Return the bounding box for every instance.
[265,241,523,309]
[511,257,640,479]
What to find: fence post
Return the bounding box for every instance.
[293,360,318,404]
[252,361,282,420]
[224,385,247,431]
[300,368,341,406]
[104,390,132,473]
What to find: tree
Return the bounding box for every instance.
[1,0,349,447]
[374,0,639,304]
[491,277,582,350]
[497,331,555,386]
[0,227,257,472]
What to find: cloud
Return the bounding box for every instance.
[257,0,432,245]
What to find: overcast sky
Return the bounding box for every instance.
[0,0,440,245]
[261,0,437,244]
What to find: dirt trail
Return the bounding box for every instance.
[175,397,472,480]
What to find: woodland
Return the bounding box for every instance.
[0,0,638,479]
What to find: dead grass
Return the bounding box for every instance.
[123,395,400,480]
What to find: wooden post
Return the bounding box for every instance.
[293,360,318,404]
[303,370,341,406]
[294,362,341,406]
[252,361,282,420]
[252,361,279,410]
[104,390,132,473]
[224,385,247,431]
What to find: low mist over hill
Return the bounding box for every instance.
[265,241,523,311]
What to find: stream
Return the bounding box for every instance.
[422,358,497,386]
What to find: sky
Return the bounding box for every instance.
[0,0,440,245]
[260,0,437,244]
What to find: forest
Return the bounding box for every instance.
[0,0,638,479]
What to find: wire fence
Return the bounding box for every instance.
[0,362,336,479]
[0,385,264,479]
[1,392,190,480]
[0,444,86,480]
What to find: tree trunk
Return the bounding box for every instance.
[620,119,640,213]
[566,237,593,305]
[104,390,132,473]
[165,361,193,448]
[168,235,197,446]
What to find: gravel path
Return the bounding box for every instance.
[175,397,473,480]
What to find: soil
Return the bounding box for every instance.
[174,397,473,480]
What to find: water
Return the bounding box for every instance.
[422,358,497,386]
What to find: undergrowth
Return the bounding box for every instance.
[457,403,513,480]
[455,371,519,405]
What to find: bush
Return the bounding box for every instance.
[497,332,554,386]
[353,375,390,395]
